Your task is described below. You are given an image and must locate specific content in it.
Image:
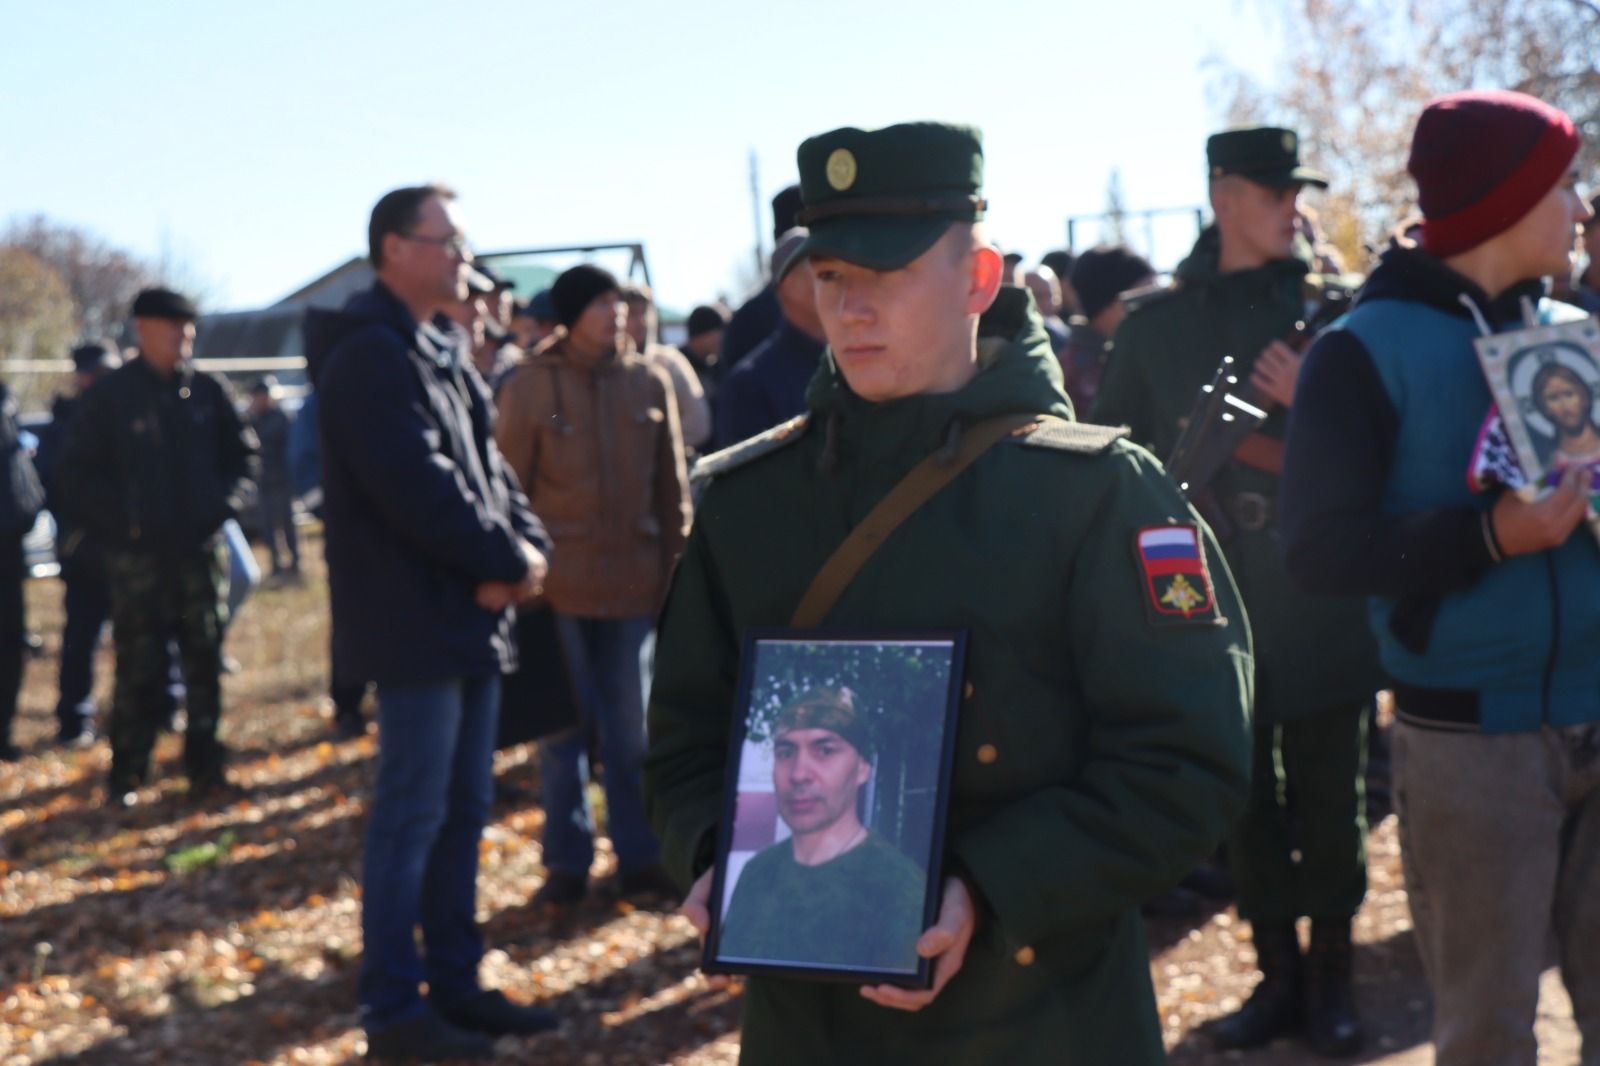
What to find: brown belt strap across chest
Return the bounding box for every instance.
[789,411,1042,627]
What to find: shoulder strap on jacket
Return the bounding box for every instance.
[790,412,1039,627]
[690,415,811,484]
[1005,416,1128,454]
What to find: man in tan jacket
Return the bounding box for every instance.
[495,263,692,906]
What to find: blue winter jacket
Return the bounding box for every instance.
[306,282,548,686]
[1282,242,1600,733]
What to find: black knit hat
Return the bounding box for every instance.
[70,340,122,375]
[549,265,620,329]
[686,304,728,339]
[1070,245,1155,321]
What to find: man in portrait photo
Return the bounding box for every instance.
[717,687,926,973]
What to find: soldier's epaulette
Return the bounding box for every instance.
[1121,280,1179,313]
[690,414,811,484]
[1004,416,1128,455]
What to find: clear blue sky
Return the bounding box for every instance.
[1,0,1282,314]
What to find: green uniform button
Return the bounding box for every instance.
[976,743,998,765]
[1014,946,1036,966]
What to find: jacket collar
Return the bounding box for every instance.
[1356,236,1548,330]
[361,281,460,368]
[130,353,195,388]
[803,285,1073,460]
[1175,224,1311,294]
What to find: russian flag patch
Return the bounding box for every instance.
[1135,525,1218,625]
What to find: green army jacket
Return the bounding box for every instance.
[1093,229,1381,721]
[644,288,1253,1065]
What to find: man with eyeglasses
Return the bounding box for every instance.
[307,183,558,1062]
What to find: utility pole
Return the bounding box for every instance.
[749,149,765,281]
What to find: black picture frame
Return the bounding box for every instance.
[702,628,968,987]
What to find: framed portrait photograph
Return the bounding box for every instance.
[1476,317,1600,484]
[702,630,968,987]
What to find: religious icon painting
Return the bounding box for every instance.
[703,630,967,987]
[1476,317,1600,490]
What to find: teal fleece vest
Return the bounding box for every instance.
[1342,296,1600,732]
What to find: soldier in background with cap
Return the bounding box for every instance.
[645,121,1252,1065]
[246,377,299,581]
[58,288,257,802]
[35,340,126,746]
[1093,128,1382,1055]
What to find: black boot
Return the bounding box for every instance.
[1210,922,1304,1050]
[1306,919,1364,1056]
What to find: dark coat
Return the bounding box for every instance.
[711,318,825,449]
[645,289,1252,1065]
[719,284,781,371]
[57,357,254,558]
[36,394,98,572]
[249,405,293,490]
[306,282,549,687]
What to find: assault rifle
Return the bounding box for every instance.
[1166,355,1270,499]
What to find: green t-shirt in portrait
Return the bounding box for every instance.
[717,829,926,973]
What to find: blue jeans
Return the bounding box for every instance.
[359,674,500,1027]
[539,615,659,878]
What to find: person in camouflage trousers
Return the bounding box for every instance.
[59,287,256,803]
[102,541,229,792]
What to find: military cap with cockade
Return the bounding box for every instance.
[774,687,872,757]
[130,287,199,321]
[1207,126,1328,189]
[788,121,986,272]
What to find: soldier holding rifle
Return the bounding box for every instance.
[1093,127,1381,1057]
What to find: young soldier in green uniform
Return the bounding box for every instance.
[644,121,1253,1066]
[718,688,925,972]
[1092,128,1383,1056]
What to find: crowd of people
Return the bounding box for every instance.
[1,88,1598,1066]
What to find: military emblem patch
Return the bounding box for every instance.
[826,148,857,191]
[1135,525,1219,626]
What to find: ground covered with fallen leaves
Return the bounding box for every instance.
[0,530,1580,1064]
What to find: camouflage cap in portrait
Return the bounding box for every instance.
[775,687,873,758]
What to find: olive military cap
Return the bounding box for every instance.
[775,687,872,757]
[791,121,986,271]
[1207,126,1328,189]
[131,287,199,321]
